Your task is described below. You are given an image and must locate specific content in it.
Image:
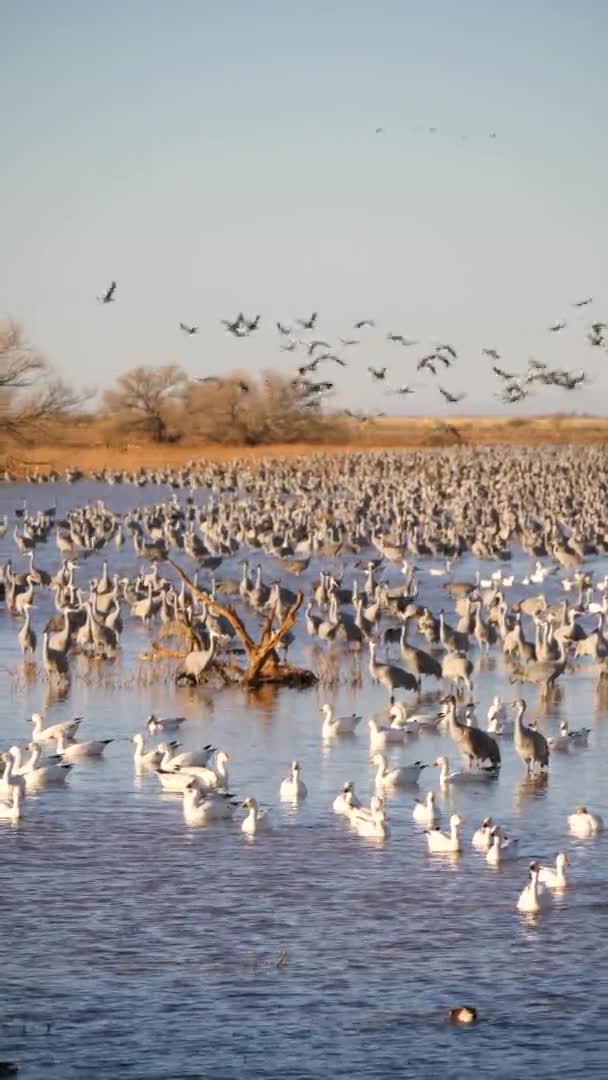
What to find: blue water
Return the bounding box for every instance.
[1,480,607,1079]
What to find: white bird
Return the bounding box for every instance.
[547,726,571,753]
[332,781,361,815]
[29,712,82,744]
[471,817,495,849]
[351,802,390,839]
[279,761,308,801]
[388,702,428,732]
[147,714,187,734]
[517,862,552,913]
[486,828,520,864]
[175,750,230,791]
[157,743,216,771]
[372,751,427,788]
[55,731,112,761]
[0,786,24,821]
[412,790,440,826]
[241,796,271,834]
[538,852,569,888]
[0,752,26,795]
[21,742,71,789]
[183,781,236,824]
[433,755,499,786]
[560,721,590,748]
[368,717,406,749]
[130,733,172,767]
[347,794,385,825]
[568,805,604,837]
[321,704,362,736]
[425,813,463,853]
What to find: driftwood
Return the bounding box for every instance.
[165,558,317,688]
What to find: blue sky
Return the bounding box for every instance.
[2,1,608,415]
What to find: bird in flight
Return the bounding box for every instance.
[276,321,292,335]
[339,337,359,347]
[417,353,438,374]
[387,385,416,395]
[98,280,116,304]
[308,340,331,356]
[221,313,246,336]
[354,319,375,329]
[548,320,566,332]
[368,366,387,381]
[439,386,466,403]
[437,344,457,359]
[297,312,318,330]
[573,297,592,307]
[179,322,198,335]
[482,348,500,361]
[493,365,517,380]
[244,314,261,333]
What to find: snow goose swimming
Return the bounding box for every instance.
[471,817,495,849]
[54,731,112,761]
[433,755,499,786]
[517,862,551,914]
[183,781,236,824]
[29,712,82,743]
[0,786,24,821]
[372,752,427,788]
[486,827,519,864]
[146,714,187,734]
[425,813,463,853]
[21,742,71,789]
[568,805,604,837]
[368,717,406,750]
[538,852,569,889]
[130,733,173,768]
[412,790,439,826]
[241,797,271,835]
[332,781,361,815]
[321,704,362,736]
[279,761,308,801]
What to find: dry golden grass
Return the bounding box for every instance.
[3,414,608,474]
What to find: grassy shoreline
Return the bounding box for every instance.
[2,414,607,474]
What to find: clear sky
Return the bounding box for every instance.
[2,1,608,415]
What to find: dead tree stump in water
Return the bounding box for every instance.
[166,558,317,688]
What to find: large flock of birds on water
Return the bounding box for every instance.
[97,279,606,412]
[1,446,608,923]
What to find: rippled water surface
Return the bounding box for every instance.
[2,481,608,1079]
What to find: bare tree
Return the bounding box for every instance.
[0,320,92,443]
[183,370,342,445]
[102,364,187,442]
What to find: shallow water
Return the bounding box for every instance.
[1,481,608,1078]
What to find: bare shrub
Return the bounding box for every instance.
[102,364,187,442]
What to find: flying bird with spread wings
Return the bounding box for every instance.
[98,280,116,304]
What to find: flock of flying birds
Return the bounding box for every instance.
[97,280,606,412]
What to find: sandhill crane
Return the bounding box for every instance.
[440,695,501,768]
[511,699,549,772]
[399,625,442,686]
[439,610,469,653]
[511,637,568,699]
[368,642,418,703]
[41,631,70,684]
[441,649,474,695]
